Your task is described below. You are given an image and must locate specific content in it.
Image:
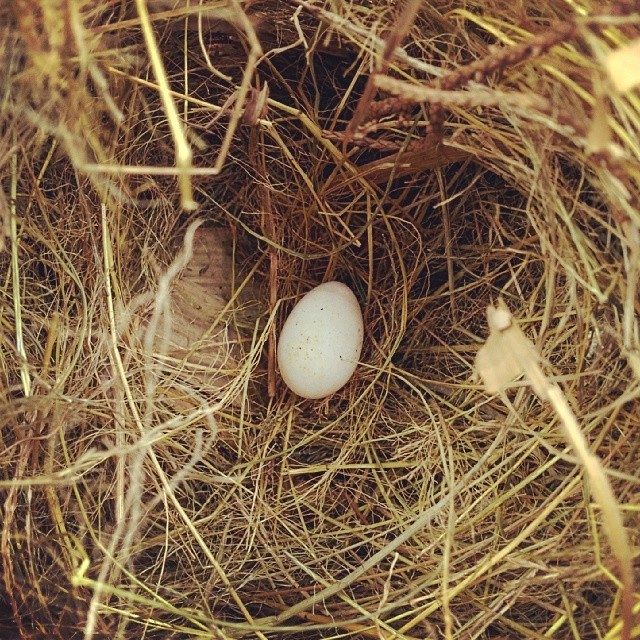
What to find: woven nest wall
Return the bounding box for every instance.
[1,1,639,639]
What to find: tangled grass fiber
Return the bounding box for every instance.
[0,0,639,638]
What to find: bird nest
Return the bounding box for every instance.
[0,1,639,639]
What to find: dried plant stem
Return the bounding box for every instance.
[10,145,31,397]
[544,384,635,640]
[256,130,278,398]
[134,0,194,210]
[211,0,263,174]
[346,0,423,141]
[427,19,578,137]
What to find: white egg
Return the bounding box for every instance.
[277,281,364,399]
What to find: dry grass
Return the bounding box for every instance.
[0,0,639,639]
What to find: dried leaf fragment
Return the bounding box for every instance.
[604,38,640,93]
[475,298,546,398]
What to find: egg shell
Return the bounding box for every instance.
[277,281,364,399]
